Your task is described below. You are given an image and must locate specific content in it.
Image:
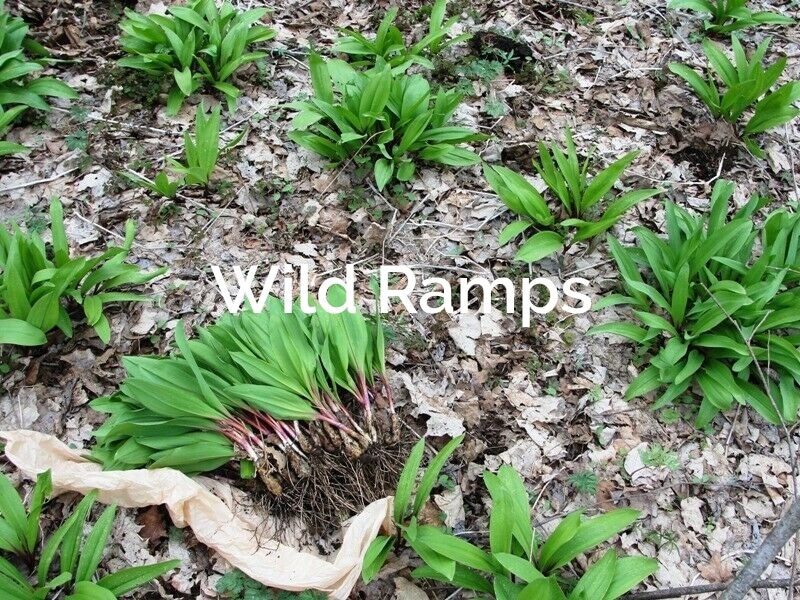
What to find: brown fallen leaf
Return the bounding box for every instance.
[417,501,444,528]
[136,505,167,545]
[698,551,733,583]
[24,358,40,387]
[394,577,428,600]
[595,479,617,512]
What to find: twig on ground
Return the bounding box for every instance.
[623,578,800,600]
[721,502,800,599]
[724,403,741,453]
[0,166,80,194]
[50,107,174,136]
[73,212,129,243]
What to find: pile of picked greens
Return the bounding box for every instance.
[90,286,396,485]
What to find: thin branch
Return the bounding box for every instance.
[721,502,800,600]
[623,578,800,600]
[0,166,80,193]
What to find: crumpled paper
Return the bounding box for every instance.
[1,430,391,599]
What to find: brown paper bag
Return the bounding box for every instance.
[1,430,391,600]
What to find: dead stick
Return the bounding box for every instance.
[623,577,799,600]
[720,501,800,600]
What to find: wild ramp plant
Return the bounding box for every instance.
[363,438,657,599]
[668,36,800,157]
[0,2,76,113]
[123,168,183,200]
[168,102,233,187]
[588,180,800,428]
[124,103,243,197]
[0,1,76,153]
[0,198,166,347]
[334,0,471,71]
[484,130,660,263]
[0,469,179,599]
[118,0,275,114]
[667,0,794,34]
[288,53,488,191]
[90,286,396,494]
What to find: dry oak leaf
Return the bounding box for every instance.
[680,497,705,533]
[698,551,733,583]
[136,505,167,545]
[394,577,428,600]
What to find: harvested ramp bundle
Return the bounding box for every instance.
[91,286,407,532]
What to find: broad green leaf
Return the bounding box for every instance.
[0,556,34,596]
[519,577,568,600]
[66,580,117,600]
[569,549,616,600]
[494,574,523,600]
[540,509,639,572]
[495,553,545,583]
[413,434,464,515]
[309,52,333,104]
[393,437,424,522]
[499,220,533,246]
[484,165,552,225]
[667,0,719,13]
[696,359,737,412]
[226,385,317,420]
[0,473,26,552]
[148,439,235,471]
[537,511,581,574]
[669,63,719,114]
[39,492,96,583]
[587,322,649,343]
[97,560,180,596]
[75,504,117,582]
[406,535,456,580]
[24,470,52,554]
[624,366,663,400]
[605,556,659,598]
[411,563,493,593]
[362,535,395,583]
[514,231,564,263]
[173,66,194,96]
[415,525,498,573]
[49,198,70,266]
[374,158,394,190]
[485,465,534,557]
[582,150,638,209]
[0,318,47,346]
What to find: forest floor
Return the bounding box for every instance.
[1,0,800,598]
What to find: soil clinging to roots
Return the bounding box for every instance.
[244,401,415,538]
